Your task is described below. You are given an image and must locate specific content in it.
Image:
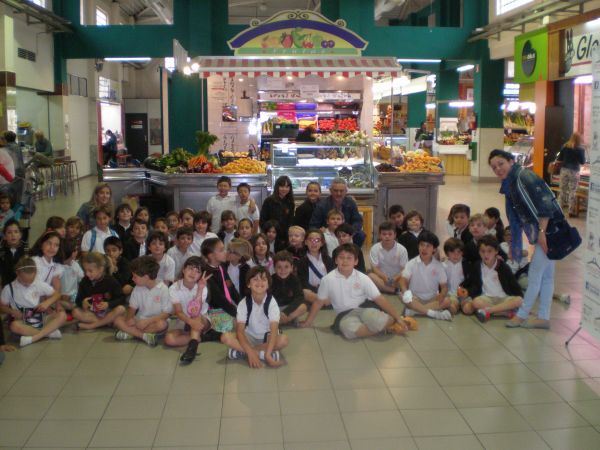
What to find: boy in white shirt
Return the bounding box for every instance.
[301,244,411,339]
[165,256,212,365]
[222,266,288,368]
[369,221,409,294]
[0,257,67,347]
[81,206,119,255]
[113,256,172,346]
[167,227,195,278]
[399,231,452,321]
[147,231,176,285]
[323,209,344,257]
[207,176,236,233]
[442,237,467,315]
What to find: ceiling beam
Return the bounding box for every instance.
[0,0,72,32]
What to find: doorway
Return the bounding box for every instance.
[125,113,149,161]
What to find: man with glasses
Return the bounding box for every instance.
[309,178,366,247]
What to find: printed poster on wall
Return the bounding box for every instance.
[583,48,600,341]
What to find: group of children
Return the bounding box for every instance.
[0,177,543,368]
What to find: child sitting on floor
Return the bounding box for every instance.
[369,221,408,294]
[222,266,288,367]
[271,251,307,326]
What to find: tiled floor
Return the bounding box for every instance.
[1,175,599,450]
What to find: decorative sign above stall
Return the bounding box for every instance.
[562,20,600,78]
[514,28,548,84]
[228,10,368,56]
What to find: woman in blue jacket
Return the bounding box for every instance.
[489,149,563,329]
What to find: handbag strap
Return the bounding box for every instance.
[218,265,235,305]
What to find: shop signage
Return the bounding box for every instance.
[258,91,359,101]
[300,84,320,98]
[562,21,600,78]
[228,10,368,56]
[581,49,600,343]
[514,28,548,83]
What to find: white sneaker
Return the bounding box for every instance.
[428,310,452,321]
[227,348,247,360]
[20,336,33,347]
[403,308,417,317]
[142,333,157,347]
[258,350,280,361]
[115,330,132,341]
[48,330,62,339]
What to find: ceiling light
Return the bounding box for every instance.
[191,62,200,72]
[448,100,474,108]
[456,64,475,72]
[287,75,293,80]
[425,103,436,109]
[183,66,192,76]
[574,75,593,84]
[105,57,151,62]
[397,59,441,63]
[426,74,436,82]
[238,78,244,82]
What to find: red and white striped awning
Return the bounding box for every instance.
[194,57,402,78]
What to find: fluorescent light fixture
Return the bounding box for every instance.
[586,17,600,28]
[574,75,593,84]
[456,64,475,72]
[426,74,436,82]
[425,103,436,109]
[448,100,474,108]
[398,75,410,86]
[505,83,519,89]
[397,58,441,63]
[183,66,192,76]
[238,78,244,82]
[105,57,151,62]
[507,101,520,112]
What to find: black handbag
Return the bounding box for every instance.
[545,218,582,260]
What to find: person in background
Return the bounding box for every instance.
[323,209,344,257]
[310,178,365,247]
[557,132,586,217]
[233,183,259,232]
[388,204,405,236]
[294,182,321,232]
[190,211,218,255]
[76,182,114,230]
[102,129,118,166]
[207,176,235,233]
[0,136,16,189]
[124,219,149,261]
[332,223,366,274]
[398,210,428,260]
[260,175,295,242]
[2,131,25,179]
[0,193,15,237]
[34,130,53,158]
[0,219,27,286]
[167,227,195,278]
[484,207,505,241]
[369,221,408,295]
[80,206,119,255]
[113,203,134,241]
[104,236,134,296]
[446,204,471,243]
[296,124,317,142]
[262,220,286,254]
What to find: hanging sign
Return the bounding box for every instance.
[582,48,600,342]
[563,21,600,78]
[228,10,368,56]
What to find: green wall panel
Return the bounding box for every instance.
[408,91,427,128]
[168,71,204,153]
[437,68,459,120]
[474,56,504,129]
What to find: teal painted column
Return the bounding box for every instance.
[168,72,204,153]
[407,91,427,128]
[321,0,340,20]
[436,68,458,124]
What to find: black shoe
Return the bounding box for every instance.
[180,339,199,365]
[202,329,222,342]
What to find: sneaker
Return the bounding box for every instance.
[142,333,157,347]
[180,339,199,365]
[227,348,247,360]
[115,330,132,341]
[258,350,280,361]
[48,329,62,339]
[559,294,571,305]
[475,309,491,323]
[428,310,452,321]
[20,336,33,347]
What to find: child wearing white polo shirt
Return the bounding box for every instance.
[399,231,452,321]
[301,244,410,339]
[165,256,212,365]
[81,206,119,255]
[369,221,409,294]
[0,257,67,347]
[222,266,288,368]
[442,237,468,315]
[147,231,176,285]
[461,235,523,323]
[167,227,195,279]
[207,176,236,233]
[113,256,172,346]
[324,209,344,257]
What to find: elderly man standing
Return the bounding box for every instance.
[309,178,366,247]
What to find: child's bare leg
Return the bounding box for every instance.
[404,297,430,315]
[303,289,319,304]
[461,300,475,315]
[368,273,396,294]
[114,316,145,339]
[72,308,97,325]
[165,329,192,347]
[285,304,307,322]
[474,296,523,315]
[79,306,126,330]
[136,319,168,334]
[220,332,244,351]
[10,311,67,343]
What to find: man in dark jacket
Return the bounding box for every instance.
[309,178,365,247]
[460,235,523,323]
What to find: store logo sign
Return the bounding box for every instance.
[564,23,600,78]
[521,40,537,77]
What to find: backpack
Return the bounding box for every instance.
[244,294,273,327]
[89,227,118,251]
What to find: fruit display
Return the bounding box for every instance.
[376,163,399,172]
[221,151,249,158]
[315,130,369,146]
[318,118,336,132]
[396,152,442,173]
[373,143,391,160]
[221,159,267,174]
[261,118,274,135]
[437,131,472,146]
[187,155,222,174]
[336,117,359,131]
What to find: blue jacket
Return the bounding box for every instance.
[309,195,363,232]
[501,164,563,246]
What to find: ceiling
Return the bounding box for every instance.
[228,0,320,25]
[117,0,173,24]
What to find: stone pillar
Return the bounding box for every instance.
[0,14,17,131]
[472,57,504,182]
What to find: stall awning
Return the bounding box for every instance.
[194,57,402,78]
